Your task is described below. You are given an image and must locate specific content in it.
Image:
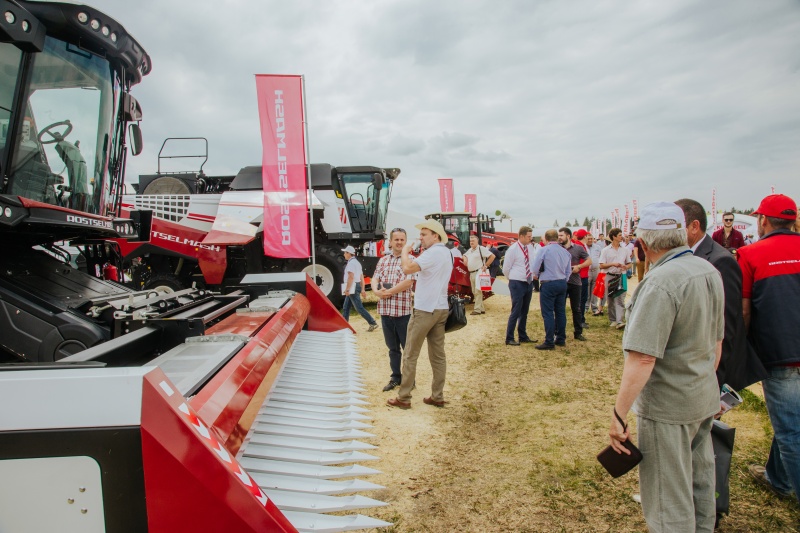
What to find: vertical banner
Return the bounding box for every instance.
[624,205,630,236]
[255,74,309,258]
[464,194,477,216]
[438,178,454,212]
[711,188,717,227]
[771,185,776,194]
[614,208,620,230]
[632,199,638,218]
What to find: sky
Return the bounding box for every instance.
[102,0,800,228]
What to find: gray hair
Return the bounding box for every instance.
[636,228,687,253]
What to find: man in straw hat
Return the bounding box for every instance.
[388,218,454,409]
[609,201,724,532]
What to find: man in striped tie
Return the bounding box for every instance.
[502,226,537,345]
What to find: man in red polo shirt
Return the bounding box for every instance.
[738,194,800,502]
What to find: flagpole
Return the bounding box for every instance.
[301,75,316,276]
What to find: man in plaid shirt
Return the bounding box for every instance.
[372,228,415,392]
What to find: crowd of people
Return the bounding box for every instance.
[337,193,800,530]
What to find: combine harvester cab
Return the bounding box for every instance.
[1,2,390,531]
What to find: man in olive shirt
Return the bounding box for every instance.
[609,202,723,533]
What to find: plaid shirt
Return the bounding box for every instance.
[373,253,413,317]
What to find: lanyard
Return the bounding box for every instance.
[662,249,693,265]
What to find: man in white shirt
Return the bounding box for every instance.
[341,245,378,331]
[502,226,537,346]
[599,228,631,329]
[463,234,495,315]
[388,219,454,409]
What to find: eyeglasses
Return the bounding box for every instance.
[723,218,734,222]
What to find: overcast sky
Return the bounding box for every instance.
[104,0,800,228]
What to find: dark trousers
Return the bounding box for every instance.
[540,280,567,345]
[506,279,534,343]
[342,282,377,326]
[566,282,583,336]
[579,278,589,323]
[381,314,409,383]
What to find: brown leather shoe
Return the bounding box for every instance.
[423,397,447,407]
[387,397,411,409]
[470,311,481,315]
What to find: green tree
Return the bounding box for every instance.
[582,216,591,228]
[553,219,559,227]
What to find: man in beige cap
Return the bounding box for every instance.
[388,218,453,409]
[609,201,723,533]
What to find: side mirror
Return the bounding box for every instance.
[129,124,143,156]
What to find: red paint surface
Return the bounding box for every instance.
[305,275,355,333]
[141,368,296,532]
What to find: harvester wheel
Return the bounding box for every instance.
[143,273,184,295]
[304,245,346,308]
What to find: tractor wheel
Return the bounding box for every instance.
[142,273,185,295]
[304,244,346,308]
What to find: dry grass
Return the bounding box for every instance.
[352,284,799,532]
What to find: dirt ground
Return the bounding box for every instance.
[344,279,800,532]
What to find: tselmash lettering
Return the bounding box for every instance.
[152,231,221,252]
[274,89,291,246]
[66,214,113,229]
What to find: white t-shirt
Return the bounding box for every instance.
[463,245,492,272]
[599,244,631,274]
[343,257,363,285]
[413,243,453,312]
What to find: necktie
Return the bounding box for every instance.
[521,243,532,282]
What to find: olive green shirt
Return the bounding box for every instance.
[623,246,724,424]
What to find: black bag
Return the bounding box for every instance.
[606,273,625,298]
[597,409,643,478]
[445,295,467,333]
[711,420,736,518]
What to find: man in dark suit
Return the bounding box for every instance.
[675,199,767,390]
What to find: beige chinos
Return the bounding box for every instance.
[397,308,449,403]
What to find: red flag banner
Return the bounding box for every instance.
[255,75,309,258]
[465,194,477,216]
[438,178,454,212]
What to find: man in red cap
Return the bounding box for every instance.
[737,194,800,502]
[573,228,593,329]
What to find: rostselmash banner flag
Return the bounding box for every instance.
[624,205,630,236]
[711,188,717,226]
[438,178,454,212]
[465,194,477,216]
[632,199,638,218]
[255,74,309,258]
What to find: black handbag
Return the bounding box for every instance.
[597,409,643,478]
[445,295,467,333]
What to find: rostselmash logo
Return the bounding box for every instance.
[66,215,112,229]
[153,231,221,252]
[274,89,291,246]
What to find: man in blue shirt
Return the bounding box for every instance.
[531,229,572,350]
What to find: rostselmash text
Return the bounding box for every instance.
[274,89,291,246]
[153,231,222,252]
[66,214,113,229]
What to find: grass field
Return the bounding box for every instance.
[354,287,800,532]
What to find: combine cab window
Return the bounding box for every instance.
[341,172,380,233]
[0,44,22,154]
[442,215,470,246]
[6,37,118,214]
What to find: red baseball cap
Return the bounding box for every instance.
[573,229,589,239]
[753,194,797,220]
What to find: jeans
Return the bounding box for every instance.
[506,279,534,343]
[763,366,800,499]
[566,282,583,336]
[342,282,377,326]
[579,277,589,323]
[539,280,567,345]
[381,314,409,383]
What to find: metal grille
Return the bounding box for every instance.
[134,195,190,222]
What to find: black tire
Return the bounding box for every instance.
[304,244,346,308]
[142,273,185,295]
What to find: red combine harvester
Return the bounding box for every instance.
[117,144,399,308]
[424,212,517,302]
[0,2,388,531]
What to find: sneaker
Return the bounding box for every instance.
[368,323,379,332]
[574,334,587,341]
[749,465,795,500]
[615,322,625,330]
[581,322,590,329]
[609,322,618,328]
[382,380,399,392]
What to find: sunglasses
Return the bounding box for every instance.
[390,228,407,235]
[723,218,734,222]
